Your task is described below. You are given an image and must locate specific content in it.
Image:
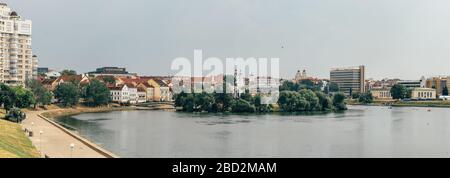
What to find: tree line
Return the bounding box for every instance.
[174,91,274,113]
[0,79,112,113]
[53,79,111,107]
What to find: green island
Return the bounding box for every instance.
[174,80,348,113]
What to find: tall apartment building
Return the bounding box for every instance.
[330,65,365,96]
[0,3,37,85]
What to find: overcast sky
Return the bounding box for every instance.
[4,0,450,80]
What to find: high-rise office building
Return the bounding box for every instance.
[0,3,37,85]
[330,65,365,95]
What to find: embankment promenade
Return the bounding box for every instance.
[21,104,174,158]
[21,108,119,158]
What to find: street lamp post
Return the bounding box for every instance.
[39,130,43,157]
[70,143,75,158]
[30,122,34,134]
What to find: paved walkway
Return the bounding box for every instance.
[21,110,113,158]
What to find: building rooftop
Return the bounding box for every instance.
[10,11,17,16]
[412,88,436,91]
[154,79,168,87]
[108,85,125,91]
[330,66,365,71]
[89,67,129,74]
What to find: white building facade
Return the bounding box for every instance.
[411,88,436,100]
[0,3,37,85]
[126,84,138,104]
[110,85,130,103]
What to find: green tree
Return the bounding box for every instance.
[13,87,35,108]
[390,84,407,99]
[231,99,256,113]
[194,92,215,112]
[315,91,332,111]
[174,91,188,108]
[299,89,320,111]
[26,79,52,108]
[240,89,253,103]
[295,96,309,111]
[102,76,116,85]
[279,81,299,91]
[358,92,374,104]
[213,92,233,112]
[298,79,322,91]
[0,84,16,111]
[333,93,347,111]
[278,91,299,112]
[254,94,272,113]
[278,91,311,112]
[54,82,80,107]
[443,86,449,96]
[352,93,361,99]
[83,80,111,106]
[60,69,77,76]
[328,82,339,93]
[41,91,53,106]
[182,94,196,112]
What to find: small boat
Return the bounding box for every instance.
[427,109,432,112]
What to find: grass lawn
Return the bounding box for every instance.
[0,119,40,158]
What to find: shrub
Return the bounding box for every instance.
[231,99,256,113]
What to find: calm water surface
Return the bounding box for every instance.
[57,106,450,158]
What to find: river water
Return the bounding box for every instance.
[56,105,450,158]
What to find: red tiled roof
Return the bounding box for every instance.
[137,88,146,92]
[153,78,168,87]
[124,83,137,88]
[41,78,56,85]
[138,82,153,88]
[108,84,125,91]
[95,75,116,81]
[56,75,85,84]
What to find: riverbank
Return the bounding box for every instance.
[391,101,450,108]
[41,105,138,119]
[18,103,173,158]
[347,99,450,108]
[0,119,40,158]
[41,103,174,119]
